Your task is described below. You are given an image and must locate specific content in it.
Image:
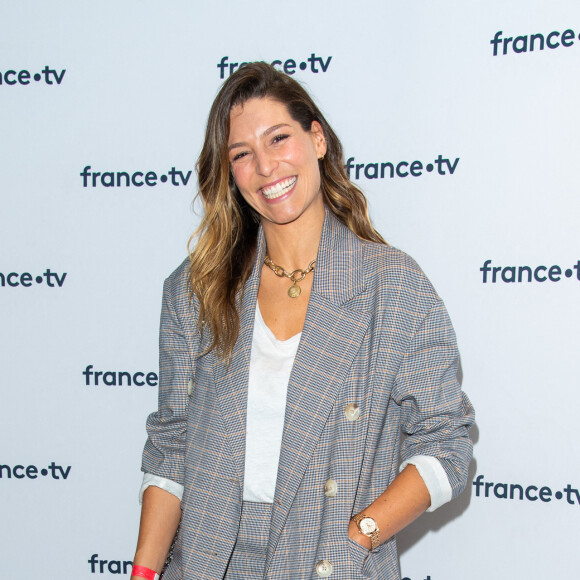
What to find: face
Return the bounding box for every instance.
[228,97,327,228]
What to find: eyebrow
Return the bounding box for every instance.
[228,123,291,151]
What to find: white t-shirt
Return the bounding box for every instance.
[242,304,301,502]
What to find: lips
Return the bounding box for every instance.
[260,176,297,200]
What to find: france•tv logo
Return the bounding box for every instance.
[0,66,66,85]
[217,54,332,78]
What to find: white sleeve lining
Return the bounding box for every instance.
[139,472,184,504]
[400,455,452,512]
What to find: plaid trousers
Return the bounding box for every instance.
[224,502,273,579]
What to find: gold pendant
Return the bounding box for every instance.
[288,284,301,298]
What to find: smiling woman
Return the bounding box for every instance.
[228,97,326,228]
[132,62,475,580]
[188,63,386,357]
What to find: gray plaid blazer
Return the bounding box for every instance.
[142,210,475,579]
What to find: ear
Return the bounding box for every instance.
[310,121,327,159]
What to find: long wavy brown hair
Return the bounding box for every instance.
[189,62,386,360]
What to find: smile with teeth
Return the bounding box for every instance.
[260,176,297,199]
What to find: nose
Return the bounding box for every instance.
[254,148,277,176]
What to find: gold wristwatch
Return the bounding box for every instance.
[351,513,381,550]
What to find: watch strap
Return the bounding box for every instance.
[351,512,381,551]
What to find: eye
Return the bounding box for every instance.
[232,150,249,162]
[272,133,290,144]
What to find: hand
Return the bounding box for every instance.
[348,519,372,551]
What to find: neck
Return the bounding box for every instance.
[261,208,325,271]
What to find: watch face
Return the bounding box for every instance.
[360,517,377,535]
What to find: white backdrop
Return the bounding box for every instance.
[1,1,579,578]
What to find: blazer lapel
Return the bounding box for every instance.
[212,229,266,494]
[266,211,372,567]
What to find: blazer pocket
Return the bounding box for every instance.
[347,537,372,575]
[348,536,388,579]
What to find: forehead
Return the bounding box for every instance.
[228,97,293,140]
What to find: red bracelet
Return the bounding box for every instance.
[131,565,160,580]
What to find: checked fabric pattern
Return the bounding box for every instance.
[142,210,475,579]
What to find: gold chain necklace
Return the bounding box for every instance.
[264,254,316,298]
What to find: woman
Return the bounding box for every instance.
[131,62,474,580]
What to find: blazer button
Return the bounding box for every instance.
[187,378,194,396]
[315,559,333,577]
[344,403,360,421]
[324,478,337,498]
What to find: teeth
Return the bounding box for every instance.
[261,176,296,199]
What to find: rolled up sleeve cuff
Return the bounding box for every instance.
[139,472,184,504]
[400,455,452,512]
